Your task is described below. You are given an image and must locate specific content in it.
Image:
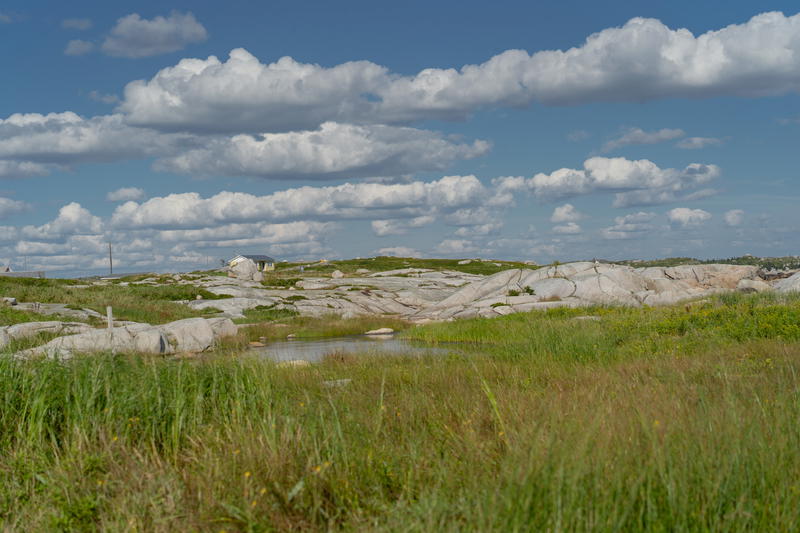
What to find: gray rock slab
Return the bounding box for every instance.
[775,271,800,293]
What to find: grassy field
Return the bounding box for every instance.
[0,276,228,325]
[616,255,800,271]
[272,256,534,276]
[2,291,800,530]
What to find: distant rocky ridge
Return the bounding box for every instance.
[201,260,797,322]
[4,260,799,359]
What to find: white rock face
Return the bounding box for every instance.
[414,263,763,320]
[775,271,800,293]
[229,258,263,282]
[331,270,345,279]
[159,318,216,353]
[172,261,775,323]
[15,317,238,359]
[0,321,94,350]
[737,279,772,293]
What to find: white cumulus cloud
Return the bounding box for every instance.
[107,187,145,202]
[552,222,582,234]
[550,203,585,223]
[496,157,720,208]
[371,216,435,236]
[119,12,800,133]
[676,137,724,149]
[724,209,745,227]
[64,40,94,56]
[154,122,489,180]
[21,203,103,240]
[101,11,208,58]
[667,207,712,228]
[111,175,487,229]
[436,239,478,255]
[0,198,29,219]
[600,212,656,239]
[600,127,685,153]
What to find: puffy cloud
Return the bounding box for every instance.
[65,40,94,56]
[600,212,656,239]
[612,187,717,209]
[550,203,585,223]
[112,175,487,229]
[107,187,144,202]
[454,222,502,237]
[154,220,327,245]
[101,11,208,58]
[552,222,582,234]
[0,113,485,180]
[371,216,435,236]
[724,209,745,227]
[600,127,685,153]
[120,49,391,133]
[21,203,102,240]
[154,122,489,179]
[62,18,92,30]
[374,246,422,258]
[0,160,50,178]
[0,198,28,219]
[120,12,800,133]
[0,112,183,166]
[667,207,711,228]
[436,239,478,255]
[510,157,720,207]
[443,207,495,226]
[676,137,724,149]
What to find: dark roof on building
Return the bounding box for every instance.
[240,254,275,262]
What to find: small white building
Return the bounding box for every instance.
[228,254,276,272]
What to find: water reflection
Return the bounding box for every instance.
[250,335,457,363]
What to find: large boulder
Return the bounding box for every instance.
[0,321,94,350]
[775,271,800,293]
[737,279,772,293]
[206,317,238,339]
[159,318,216,353]
[25,325,169,359]
[229,258,263,282]
[15,317,240,359]
[433,269,525,308]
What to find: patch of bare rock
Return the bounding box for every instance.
[15,317,238,360]
[184,261,782,323]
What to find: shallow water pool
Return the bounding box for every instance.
[249,335,457,363]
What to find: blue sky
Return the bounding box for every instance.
[0,1,798,275]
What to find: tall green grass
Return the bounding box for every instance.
[2,292,800,530]
[0,278,230,324]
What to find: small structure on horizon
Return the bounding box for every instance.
[227,254,276,272]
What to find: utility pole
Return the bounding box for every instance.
[108,242,113,276]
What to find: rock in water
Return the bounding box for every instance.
[364,327,394,335]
